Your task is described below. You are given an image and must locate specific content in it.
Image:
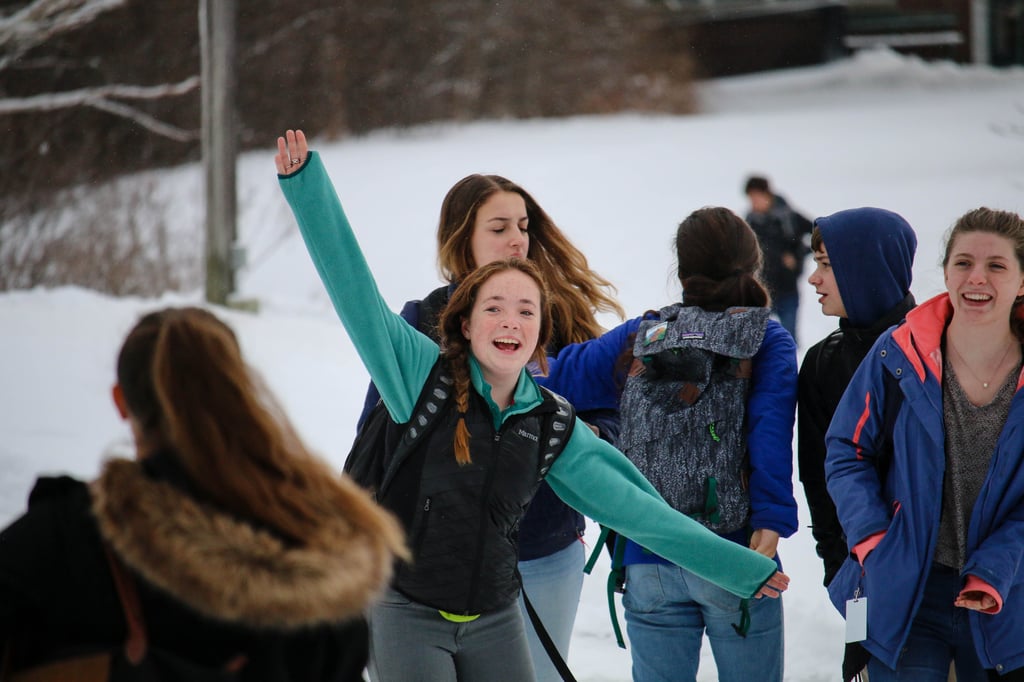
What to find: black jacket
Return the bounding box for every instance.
[380,379,575,615]
[797,294,915,585]
[0,453,396,680]
[746,197,812,300]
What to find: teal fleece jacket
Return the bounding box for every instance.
[278,152,779,599]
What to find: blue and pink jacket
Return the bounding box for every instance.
[826,292,1024,673]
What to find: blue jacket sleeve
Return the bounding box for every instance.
[538,317,642,411]
[545,423,778,599]
[746,320,799,536]
[279,153,438,423]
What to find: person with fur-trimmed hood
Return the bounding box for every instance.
[797,207,917,681]
[0,307,407,681]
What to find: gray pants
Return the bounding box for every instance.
[367,587,536,682]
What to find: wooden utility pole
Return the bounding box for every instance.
[200,0,238,305]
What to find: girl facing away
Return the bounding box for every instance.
[0,306,406,681]
[275,129,788,682]
[539,207,799,682]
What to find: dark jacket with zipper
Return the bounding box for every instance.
[798,294,916,584]
[380,379,574,614]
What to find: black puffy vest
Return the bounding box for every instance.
[380,376,574,615]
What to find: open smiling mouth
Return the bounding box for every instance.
[494,337,521,352]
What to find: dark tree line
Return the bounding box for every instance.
[0,0,697,207]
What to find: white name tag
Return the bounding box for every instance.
[846,596,868,643]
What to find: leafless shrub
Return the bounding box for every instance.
[0,178,201,295]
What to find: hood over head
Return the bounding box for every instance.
[815,207,917,327]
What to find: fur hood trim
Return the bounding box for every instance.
[91,457,401,630]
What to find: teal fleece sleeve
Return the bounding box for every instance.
[278,152,438,422]
[545,424,778,599]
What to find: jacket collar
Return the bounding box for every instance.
[894,292,1024,391]
[91,456,399,629]
[893,293,951,384]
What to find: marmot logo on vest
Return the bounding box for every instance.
[517,429,539,442]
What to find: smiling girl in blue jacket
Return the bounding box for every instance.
[826,207,1024,681]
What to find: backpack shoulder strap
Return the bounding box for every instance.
[345,360,454,497]
[104,545,147,664]
[536,389,576,482]
[378,361,454,494]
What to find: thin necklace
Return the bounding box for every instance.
[948,338,1016,389]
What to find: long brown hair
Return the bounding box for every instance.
[437,259,552,465]
[437,173,623,345]
[116,307,407,555]
[942,207,1024,341]
[675,206,770,312]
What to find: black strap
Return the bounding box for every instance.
[520,582,578,682]
[103,545,148,664]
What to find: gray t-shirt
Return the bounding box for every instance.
[935,354,1020,569]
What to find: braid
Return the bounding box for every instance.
[448,354,474,466]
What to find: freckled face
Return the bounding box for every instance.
[461,270,541,386]
[807,245,847,318]
[470,192,529,267]
[944,231,1024,326]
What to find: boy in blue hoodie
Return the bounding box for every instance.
[797,207,917,680]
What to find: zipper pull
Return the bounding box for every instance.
[423,497,431,512]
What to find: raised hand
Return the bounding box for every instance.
[275,129,309,176]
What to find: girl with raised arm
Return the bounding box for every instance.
[276,129,787,682]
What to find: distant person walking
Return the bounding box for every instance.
[743,175,813,344]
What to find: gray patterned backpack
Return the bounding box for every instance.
[618,303,770,533]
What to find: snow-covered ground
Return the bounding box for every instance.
[2,48,1023,680]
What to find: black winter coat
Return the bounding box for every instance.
[797,294,915,585]
[380,377,575,615]
[0,453,393,681]
[746,198,812,300]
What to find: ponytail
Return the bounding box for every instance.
[117,307,406,556]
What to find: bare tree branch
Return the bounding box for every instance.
[87,98,198,142]
[0,76,200,141]
[0,0,128,72]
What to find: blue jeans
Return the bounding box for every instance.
[517,541,585,682]
[772,292,799,346]
[867,563,987,682]
[367,588,535,681]
[623,562,784,682]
